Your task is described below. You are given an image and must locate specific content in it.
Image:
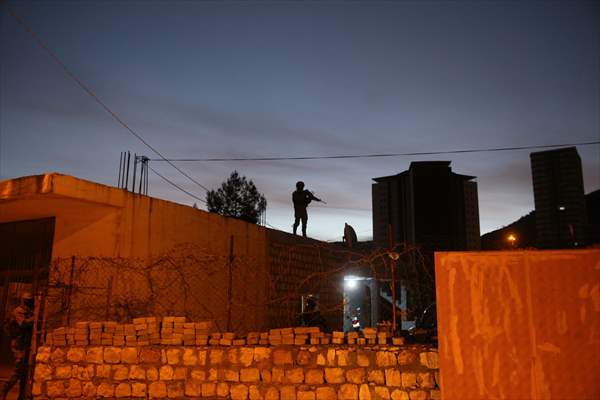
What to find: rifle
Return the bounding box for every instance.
[310,191,327,204]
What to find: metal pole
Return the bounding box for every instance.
[118,152,123,188]
[145,160,149,195]
[227,235,234,331]
[121,152,127,188]
[25,292,42,398]
[388,224,396,334]
[40,295,48,345]
[125,151,131,191]
[65,256,75,326]
[106,277,113,321]
[139,161,144,194]
[132,154,137,194]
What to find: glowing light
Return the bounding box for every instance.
[344,275,361,289]
[507,234,517,247]
[558,206,566,211]
[345,279,357,289]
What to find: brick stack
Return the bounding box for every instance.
[73,322,89,346]
[161,316,185,345]
[378,331,388,345]
[195,321,212,345]
[332,331,345,345]
[47,327,65,346]
[246,332,260,345]
[259,332,269,345]
[362,327,377,345]
[89,322,102,345]
[347,332,359,345]
[45,316,405,348]
[209,332,221,346]
[220,332,235,346]
[124,324,137,346]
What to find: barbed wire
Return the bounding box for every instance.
[42,240,435,335]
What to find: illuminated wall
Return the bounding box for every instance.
[435,250,600,400]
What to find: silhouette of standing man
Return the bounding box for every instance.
[1,292,34,400]
[292,181,321,237]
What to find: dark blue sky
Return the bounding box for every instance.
[1,1,598,240]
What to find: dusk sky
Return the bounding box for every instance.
[1,1,598,242]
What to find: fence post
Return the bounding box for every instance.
[65,256,76,326]
[25,292,42,398]
[387,224,397,334]
[227,235,234,332]
[106,276,113,320]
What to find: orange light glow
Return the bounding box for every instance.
[507,234,516,246]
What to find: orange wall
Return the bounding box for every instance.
[435,250,600,400]
[1,174,271,331]
[0,174,268,260]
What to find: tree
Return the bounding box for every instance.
[206,171,267,224]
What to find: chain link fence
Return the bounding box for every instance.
[40,240,434,338]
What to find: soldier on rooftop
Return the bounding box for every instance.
[292,181,321,237]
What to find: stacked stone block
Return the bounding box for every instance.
[34,345,440,399]
[45,317,408,348]
[35,343,441,397]
[35,317,439,399]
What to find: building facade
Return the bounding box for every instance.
[530,147,587,248]
[372,161,480,251]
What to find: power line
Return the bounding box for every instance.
[149,166,207,204]
[149,141,600,162]
[5,4,210,194]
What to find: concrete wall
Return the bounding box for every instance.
[0,174,268,259]
[435,250,600,400]
[1,174,346,332]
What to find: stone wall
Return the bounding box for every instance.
[33,344,440,399]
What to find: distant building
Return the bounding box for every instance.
[530,147,587,248]
[372,161,480,251]
[480,188,600,250]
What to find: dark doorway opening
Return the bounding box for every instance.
[0,217,55,371]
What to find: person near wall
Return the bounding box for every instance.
[1,292,34,400]
[292,181,321,237]
[298,295,327,331]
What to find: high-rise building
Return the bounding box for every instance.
[371,161,480,251]
[530,147,586,248]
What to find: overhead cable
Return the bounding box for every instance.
[6,4,210,193]
[149,140,600,162]
[149,167,207,204]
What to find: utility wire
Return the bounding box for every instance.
[5,4,210,195]
[149,141,599,162]
[149,166,207,204]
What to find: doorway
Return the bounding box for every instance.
[342,275,379,332]
[0,217,55,370]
